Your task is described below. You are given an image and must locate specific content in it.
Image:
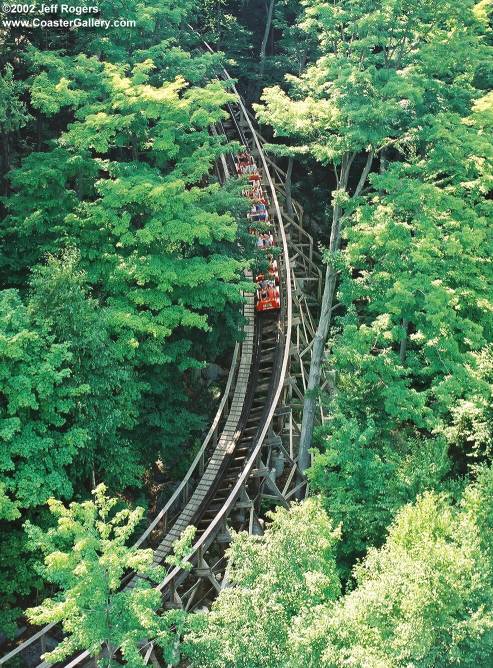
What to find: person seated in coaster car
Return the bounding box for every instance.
[255,281,281,313]
[267,254,279,285]
[246,185,264,200]
[254,201,268,217]
[235,152,253,175]
[248,203,269,224]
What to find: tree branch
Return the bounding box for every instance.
[353,150,374,198]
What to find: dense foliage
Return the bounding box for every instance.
[308,92,493,568]
[188,468,493,667]
[0,0,249,636]
[184,499,341,668]
[255,0,493,571]
[26,485,195,667]
[0,0,492,665]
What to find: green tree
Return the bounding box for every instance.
[0,288,86,511]
[0,0,252,633]
[0,64,30,186]
[308,92,493,565]
[28,249,144,490]
[3,56,249,463]
[255,0,490,472]
[290,470,493,667]
[0,288,86,633]
[446,345,493,464]
[25,484,194,667]
[183,498,341,668]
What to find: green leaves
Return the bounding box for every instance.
[184,476,493,666]
[184,499,341,668]
[0,288,86,510]
[25,484,188,667]
[309,96,493,564]
[0,64,30,134]
[290,473,493,667]
[256,0,486,165]
[28,249,145,490]
[0,2,252,637]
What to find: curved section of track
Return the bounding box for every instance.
[1,62,308,668]
[152,87,295,604]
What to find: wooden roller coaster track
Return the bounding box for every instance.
[0,58,323,668]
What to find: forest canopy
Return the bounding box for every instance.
[0,0,251,635]
[1,0,492,666]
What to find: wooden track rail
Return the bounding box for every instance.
[1,59,323,668]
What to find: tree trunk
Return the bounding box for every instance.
[298,151,374,474]
[285,156,294,217]
[298,259,339,473]
[258,0,275,86]
[298,48,308,75]
[399,318,409,363]
[148,649,161,668]
[131,135,139,161]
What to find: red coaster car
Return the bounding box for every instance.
[256,283,280,313]
[249,172,261,183]
[239,149,281,314]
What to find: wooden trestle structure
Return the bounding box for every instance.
[0,67,323,668]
